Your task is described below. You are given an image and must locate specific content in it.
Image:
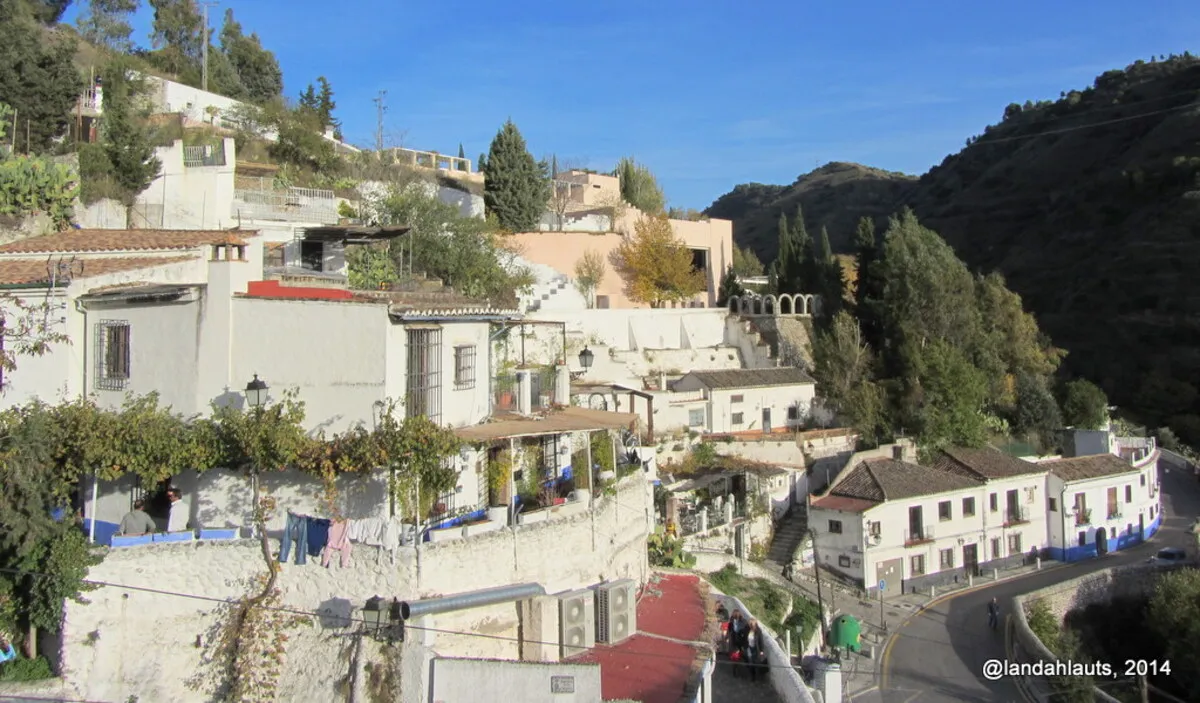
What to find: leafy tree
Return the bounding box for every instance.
[853,216,886,350]
[148,0,203,78]
[731,244,764,278]
[360,183,534,304]
[265,101,339,173]
[572,249,606,308]
[613,157,665,214]
[612,214,706,308]
[219,9,283,103]
[716,266,743,307]
[975,272,1063,405]
[811,312,873,418]
[647,527,696,568]
[1147,569,1200,699]
[21,0,69,23]
[1060,379,1108,429]
[314,77,338,134]
[0,0,83,152]
[1013,373,1063,450]
[99,57,162,218]
[912,340,989,450]
[482,119,549,232]
[345,244,398,291]
[76,0,137,51]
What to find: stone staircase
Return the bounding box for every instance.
[766,505,810,575]
[509,255,589,313]
[527,274,571,312]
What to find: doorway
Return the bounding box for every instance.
[963,543,979,576]
[762,408,772,433]
[1096,527,1108,555]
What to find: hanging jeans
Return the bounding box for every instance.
[307,517,331,558]
[322,519,352,568]
[279,513,309,565]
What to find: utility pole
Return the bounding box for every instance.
[1138,673,1149,703]
[372,90,388,153]
[808,528,827,649]
[200,2,220,92]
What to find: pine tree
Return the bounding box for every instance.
[76,0,138,52]
[101,57,163,219]
[717,266,745,307]
[457,143,466,160]
[482,119,550,232]
[315,76,338,130]
[148,0,204,78]
[0,0,82,152]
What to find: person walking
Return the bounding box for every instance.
[742,618,767,681]
[987,597,1000,630]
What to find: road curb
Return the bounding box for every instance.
[878,562,1072,690]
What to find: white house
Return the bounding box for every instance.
[1042,451,1161,562]
[808,444,1054,595]
[669,367,817,435]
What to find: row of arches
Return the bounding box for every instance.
[728,294,818,317]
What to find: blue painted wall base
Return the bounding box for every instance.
[1048,514,1163,562]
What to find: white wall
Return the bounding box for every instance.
[0,257,209,411]
[527,308,728,351]
[75,198,127,229]
[147,77,279,140]
[675,384,816,435]
[389,320,495,430]
[814,473,1052,592]
[430,658,601,703]
[134,139,236,230]
[231,297,390,434]
[1047,456,1161,555]
[55,475,652,703]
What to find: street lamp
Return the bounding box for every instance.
[578,346,594,372]
[244,374,268,408]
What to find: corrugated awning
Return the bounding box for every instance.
[454,406,639,442]
[79,284,200,303]
[302,225,412,244]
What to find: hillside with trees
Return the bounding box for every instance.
[706,55,1200,447]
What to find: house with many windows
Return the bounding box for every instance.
[1043,452,1161,561]
[668,367,818,435]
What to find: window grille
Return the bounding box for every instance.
[454,345,476,389]
[96,321,131,391]
[406,328,442,423]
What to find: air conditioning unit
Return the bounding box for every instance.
[594,579,638,644]
[558,589,595,658]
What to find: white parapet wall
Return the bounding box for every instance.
[31,475,653,703]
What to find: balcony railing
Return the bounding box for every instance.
[77,86,102,115]
[232,186,338,224]
[904,525,934,546]
[1107,508,1123,521]
[1074,508,1093,527]
[1004,506,1030,526]
[183,143,226,168]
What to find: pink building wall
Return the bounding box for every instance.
[506,215,733,309]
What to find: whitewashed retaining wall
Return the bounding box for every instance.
[41,476,652,703]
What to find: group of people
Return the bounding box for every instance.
[718,605,768,681]
[117,488,190,536]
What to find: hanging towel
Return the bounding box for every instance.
[322,519,352,568]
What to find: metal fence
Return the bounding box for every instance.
[231,186,338,224]
[183,143,226,168]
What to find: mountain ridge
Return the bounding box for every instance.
[706,54,1200,443]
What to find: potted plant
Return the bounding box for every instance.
[487,449,513,523]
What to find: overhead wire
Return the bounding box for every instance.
[965,100,1200,147]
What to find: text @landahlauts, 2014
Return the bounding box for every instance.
[982,658,1171,681]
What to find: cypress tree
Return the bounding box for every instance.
[458,143,466,160]
[101,57,162,220]
[853,216,885,349]
[482,119,550,232]
[775,211,793,293]
[816,226,844,321]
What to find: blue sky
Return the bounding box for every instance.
[65,0,1199,208]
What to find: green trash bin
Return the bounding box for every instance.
[828,614,862,653]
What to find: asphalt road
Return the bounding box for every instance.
[878,460,1200,703]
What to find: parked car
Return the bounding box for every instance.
[1147,547,1189,566]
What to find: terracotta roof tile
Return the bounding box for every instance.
[680,367,815,389]
[932,446,1047,480]
[832,458,982,502]
[0,256,195,285]
[1043,453,1138,482]
[0,229,258,254]
[811,495,878,512]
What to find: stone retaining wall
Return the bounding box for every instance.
[1010,564,1180,703]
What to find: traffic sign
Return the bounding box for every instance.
[878,579,887,592]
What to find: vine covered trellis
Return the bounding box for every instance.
[0,390,462,698]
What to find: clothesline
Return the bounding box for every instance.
[279,510,414,568]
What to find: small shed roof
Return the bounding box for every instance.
[453,406,638,442]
